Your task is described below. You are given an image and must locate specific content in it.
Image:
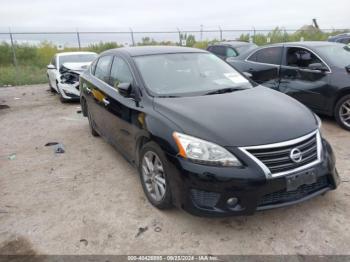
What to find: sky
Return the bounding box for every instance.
[0,0,348,46]
[0,0,349,31]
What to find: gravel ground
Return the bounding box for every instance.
[0,84,349,255]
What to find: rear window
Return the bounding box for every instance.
[94,56,113,83]
[248,47,283,65]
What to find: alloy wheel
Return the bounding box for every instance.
[141,151,166,202]
[339,99,350,128]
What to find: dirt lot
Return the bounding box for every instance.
[0,84,349,255]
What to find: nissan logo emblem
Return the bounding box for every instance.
[290,148,303,163]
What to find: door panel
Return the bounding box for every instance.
[279,47,331,111]
[244,46,283,89]
[84,55,114,138]
[246,63,280,89]
[100,55,141,159]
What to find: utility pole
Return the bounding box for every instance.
[200,24,203,41]
[76,30,81,50]
[9,28,19,85]
[130,28,135,46]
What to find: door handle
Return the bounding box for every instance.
[102,98,110,106]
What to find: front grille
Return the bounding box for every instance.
[246,132,319,175]
[190,189,220,209]
[258,175,329,207]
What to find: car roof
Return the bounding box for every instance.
[259,41,342,48]
[56,51,97,57]
[101,46,207,57]
[211,41,255,48]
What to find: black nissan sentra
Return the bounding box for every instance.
[80,46,340,217]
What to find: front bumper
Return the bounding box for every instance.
[166,138,340,217]
[57,82,80,100]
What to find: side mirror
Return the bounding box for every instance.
[243,72,253,78]
[47,64,56,70]
[117,82,132,97]
[308,63,328,72]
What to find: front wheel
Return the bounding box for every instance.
[335,94,350,131]
[139,142,173,209]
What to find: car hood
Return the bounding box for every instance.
[154,86,318,147]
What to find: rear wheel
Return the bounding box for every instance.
[335,94,350,131]
[139,142,173,209]
[86,104,99,137]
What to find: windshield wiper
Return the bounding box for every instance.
[204,87,245,95]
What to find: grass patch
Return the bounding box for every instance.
[0,65,47,87]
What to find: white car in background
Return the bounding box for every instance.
[47,52,97,102]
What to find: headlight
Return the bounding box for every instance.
[314,113,322,129]
[172,132,242,167]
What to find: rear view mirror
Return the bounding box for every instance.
[117,82,132,97]
[308,63,328,72]
[47,64,56,70]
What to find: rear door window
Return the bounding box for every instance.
[94,56,113,83]
[109,57,134,88]
[248,47,283,65]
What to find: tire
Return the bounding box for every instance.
[86,104,99,137]
[56,82,68,103]
[138,141,173,209]
[334,94,350,131]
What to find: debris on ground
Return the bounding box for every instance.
[154,227,162,233]
[135,226,148,238]
[53,144,65,154]
[14,97,21,100]
[45,142,65,153]
[45,142,59,147]
[0,105,10,110]
[8,153,16,160]
[79,239,88,246]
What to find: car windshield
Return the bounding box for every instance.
[316,45,350,68]
[134,53,253,96]
[59,54,97,67]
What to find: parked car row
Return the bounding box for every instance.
[208,41,350,131]
[46,40,347,216]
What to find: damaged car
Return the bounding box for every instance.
[47,52,97,102]
[80,46,339,217]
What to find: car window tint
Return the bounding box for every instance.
[248,47,283,65]
[338,38,350,44]
[94,56,113,83]
[211,46,226,57]
[109,57,133,88]
[226,47,238,57]
[286,47,323,68]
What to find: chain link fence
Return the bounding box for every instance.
[0,27,349,86]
